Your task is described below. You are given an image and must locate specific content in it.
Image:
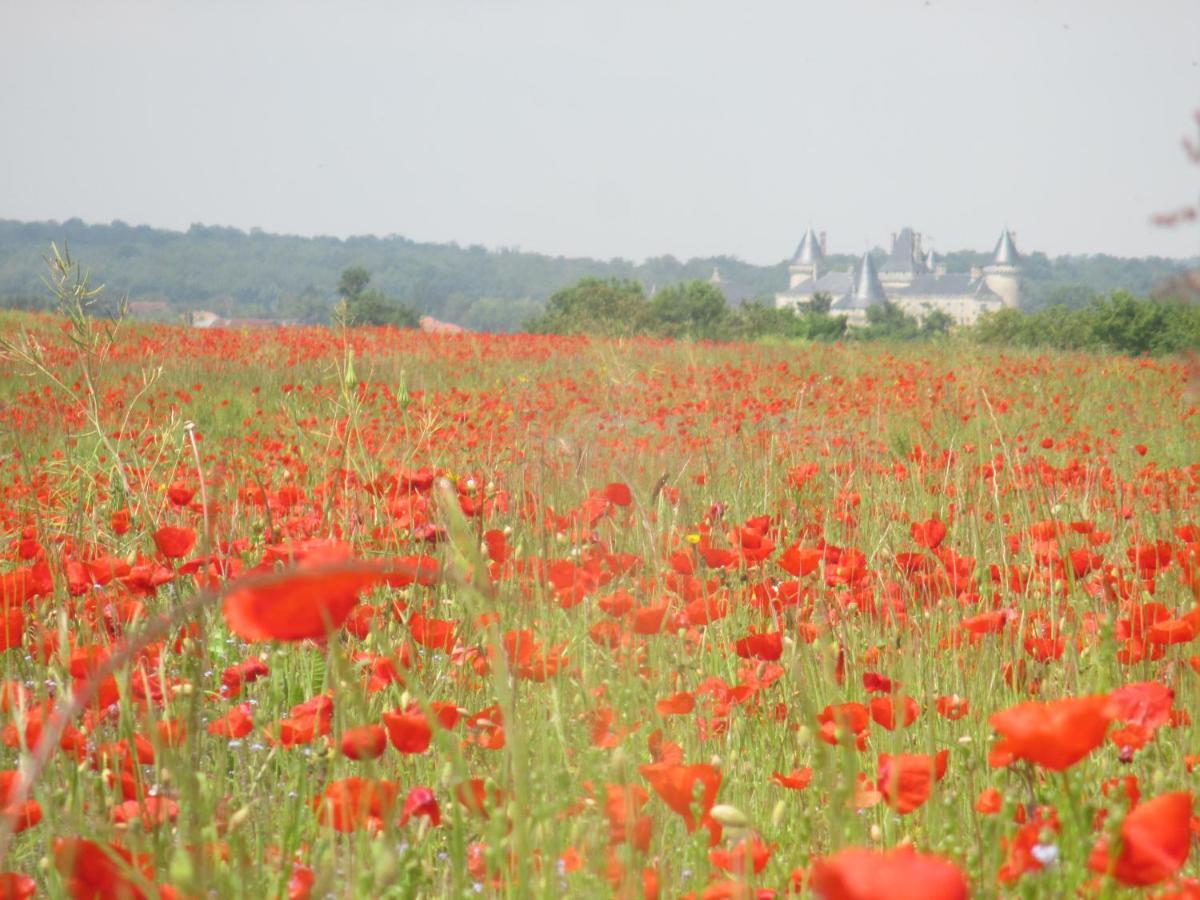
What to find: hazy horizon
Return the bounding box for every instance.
[2,0,1198,265]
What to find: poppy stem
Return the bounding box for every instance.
[184,420,211,553]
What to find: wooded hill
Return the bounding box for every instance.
[0,218,1193,331]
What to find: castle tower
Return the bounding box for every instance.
[850,251,887,306]
[837,251,888,326]
[788,227,824,288]
[983,229,1022,308]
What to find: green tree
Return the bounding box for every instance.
[338,266,371,301]
[525,278,649,336]
[920,309,954,337]
[647,280,728,339]
[971,291,1199,355]
[1090,290,1167,355]
[858,300,920,341]
[336,266,420,328]
[807,292,833,315]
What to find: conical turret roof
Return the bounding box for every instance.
[841,251,886,309]
[991,229,1020,266]
[791,227,823,265]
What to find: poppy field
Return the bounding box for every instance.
[0,309,1197,898]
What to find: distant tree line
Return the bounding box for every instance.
[0,218,1195,333]
[971,291,1200,355]
[526,277,1199,355]
[0,219,784,332]
[523,278,954,343]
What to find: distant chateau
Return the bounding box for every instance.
[775,227,1022,325]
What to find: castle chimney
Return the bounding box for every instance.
[819,231,827,255]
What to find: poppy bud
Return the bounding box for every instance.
[772,801,787,829]
[710,804,749,829]
[228,806,250,831]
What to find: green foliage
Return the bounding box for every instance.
[856,300,922,341]
[0,219,787,332]
[808,291,833,315]
[337,265,371,301]
[971,291,1200,355]
[2,219,1192,334]
[337,267,420,328]
[525,278,649,337]
[529,278,852,343]
[727,301,847,342]
[648,280,728,339]
[920,309,955,338]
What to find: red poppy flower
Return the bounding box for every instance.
[0,873,35,899]
[1089,792,1193,886]
[734,631,783,661]
[771,768,813,791]
[153,526,196,560]
[631,604,669,635]
[777,544,822,577]
[111,509,132,536]
[382,555,440,587]
[869,695,921,730]
[340,724,388,761]
[0,607,24,653]
[166,482,196,506]
[456,778,504,819]
[989,694,1113,770]
[54,837,177,900]
[221,657,270,697]
[0,771,40,833]
[223,564,384,642]
[863,672,896,694]
[603,482,632,506]
[408,614,458,652]
[1109,681,1174,731]
[639,762,722,842]
[382,709,432,754]
[816,701,870,748]
[877,750,949,814]
[314,778,400,833]
[709,832,773,876]
[975,787,1002,814]
[111,797,179,827]
[935,695,969,720]
[270,695,334,747]
[810,846,968,900]
[208,703,254,739]
[999,807,1060,883]
[656,691,695,716]
[911,517,948,550]
[400,786,442,827]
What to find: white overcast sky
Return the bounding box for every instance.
[1,0,1198,262]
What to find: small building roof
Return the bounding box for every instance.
[419,316,465,334]
[779,270,853,299]
[892,273,1003,301]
